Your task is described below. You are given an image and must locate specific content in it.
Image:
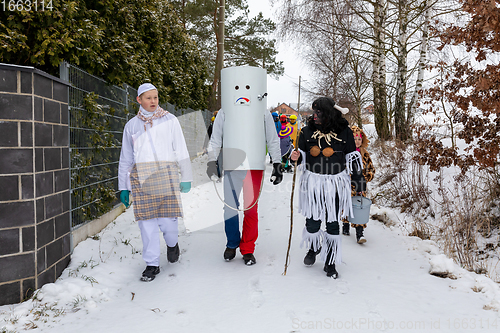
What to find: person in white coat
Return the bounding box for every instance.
[118,83,193,282]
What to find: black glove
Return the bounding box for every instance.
[207,161,219,179]
[270,163,284,185]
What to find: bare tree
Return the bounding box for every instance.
[276,0,373,126]
[275,0,459,142]
[371,0,391,139]
[407,0,431,134]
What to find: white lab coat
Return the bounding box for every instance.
[118,113,193,191]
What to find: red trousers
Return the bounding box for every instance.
[223,170,264,254]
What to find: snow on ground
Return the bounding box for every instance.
[1,156,500,333]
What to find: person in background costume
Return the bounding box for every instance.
[290,97,362,279]
[207,66,283,266]
[289,114,299,148]
[205,110,223,178]
[207,110,218,139]
[279,114,287,125]
[269,111,280,164]
[342,125,376,243]
[118,83,192,282]
[272,111,280,134]
[278,117,294,173]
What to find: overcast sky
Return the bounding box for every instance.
[247,0,313,109]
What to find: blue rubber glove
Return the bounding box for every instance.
[180,182,191,193]
[120,190,130,208]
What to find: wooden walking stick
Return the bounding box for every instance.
[283,76,302,276]
[283,127,301,275]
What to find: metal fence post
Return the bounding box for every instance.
[59,61,74,252]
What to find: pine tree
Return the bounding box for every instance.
[0,0,209,109]
[170,0,284,110]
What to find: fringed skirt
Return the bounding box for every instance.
[298,169,354,223]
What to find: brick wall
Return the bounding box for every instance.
[0,64,71,305]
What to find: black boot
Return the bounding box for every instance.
[303,246,321,266]
[141,266,160,282]
[342,223,350,236]
[324,263,338,279]
[224,247,237,261]
[323,250,339,279]
[167,243,180,263]
[243,253,256,265]
[356,226,366,244]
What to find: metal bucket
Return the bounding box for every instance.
[348,196,372,225]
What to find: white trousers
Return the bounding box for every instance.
[138,217,178,266]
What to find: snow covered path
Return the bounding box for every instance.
[1,157,500,332]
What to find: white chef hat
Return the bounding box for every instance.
[137,83,157,97]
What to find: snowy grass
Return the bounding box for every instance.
[369,133,500,283]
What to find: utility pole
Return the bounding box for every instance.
[216,0,225,109]
[297,76,301,118]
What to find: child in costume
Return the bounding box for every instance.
[205,111,223,178]
[269,111,281,164]
[207,110,218,139]
[118,83,192,282]
[272,112,280,134]
[289,114,299,148]
[342,125,376,243]
[290,97,362,279]
[279,115,294,172]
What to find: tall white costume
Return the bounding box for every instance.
[207,66,281,260]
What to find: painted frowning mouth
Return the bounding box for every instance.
[235,97,250,105]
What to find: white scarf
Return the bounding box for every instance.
[137,106,169,131]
